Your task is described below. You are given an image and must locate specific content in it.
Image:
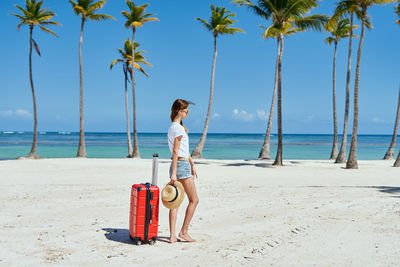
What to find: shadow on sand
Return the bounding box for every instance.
[102,228,170,245]
[307,186,400,198]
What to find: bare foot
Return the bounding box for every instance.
[178,232,196,242]
[169,236,178,243]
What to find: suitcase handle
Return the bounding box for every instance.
[149,204,153,224]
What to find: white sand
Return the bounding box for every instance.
[0,158,399,266]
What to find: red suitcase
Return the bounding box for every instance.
[129,182,159,245]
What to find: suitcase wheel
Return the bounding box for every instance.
[136,240,142,246]
[149,239,155,245]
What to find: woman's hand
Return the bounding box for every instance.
[169,174,177,185]
[191,165,198,179]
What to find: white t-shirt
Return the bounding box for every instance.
[168,122,189,159]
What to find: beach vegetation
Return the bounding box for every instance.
[110,40,151,158]
[327,0,365,164]
[191,5,244,159]
[384,88,400,160]
[232,0,328,166]
[121,0,158,158]
[69,0,115,158]
[341,0,396,169]
[324,18,358,160]
[10,0,60,159]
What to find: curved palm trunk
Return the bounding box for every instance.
[131,28,140,158]
[124,67,133,157]
[191,35,218,159]
[77,18,87,157]
[330,41,339,159]
[346,10,366,169]
[27,26,39,159]
[394,150,400,167]
[383,87,400,160]
[259,38,280,160]
[336,13,354,163]
[273,34,284,166]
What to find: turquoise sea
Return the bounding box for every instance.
[0,131,399,160]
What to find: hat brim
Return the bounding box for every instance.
[162,181,185,209]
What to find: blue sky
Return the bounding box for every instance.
[0,0,399,134]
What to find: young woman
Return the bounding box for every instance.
[167,99,199,243]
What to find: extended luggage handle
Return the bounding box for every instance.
[151,154,159,186]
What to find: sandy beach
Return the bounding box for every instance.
[0,158,399,266]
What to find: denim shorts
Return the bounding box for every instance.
[169,160,192,180]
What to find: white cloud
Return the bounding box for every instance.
[0,109,32,118]
[213,113,220,119]
[232,108,254,122]
[15,109,32,117]
[256,109,269,121]
[371,117,384,123]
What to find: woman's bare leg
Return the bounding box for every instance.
[169,207,178,243]
[178,177,199,242]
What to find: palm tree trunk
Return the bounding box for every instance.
[336,13,354,163]
[346,10,366,169]
[124,67,133,157]
[77,18,87,157]
[191,35,218,159]
[394,150,400,167]
[259,38,280,160]
[330,41,338,159]
[27,26,39,159]
[131,28,140,158]
[383,87,400,160]
[273,34,284,166]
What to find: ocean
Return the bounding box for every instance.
[0,131,398,160]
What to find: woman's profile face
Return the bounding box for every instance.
[180,108,189,119]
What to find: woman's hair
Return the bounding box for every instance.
[170,99,189,133]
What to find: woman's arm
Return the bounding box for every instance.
[170,135,182,184]
[188,156,198,179]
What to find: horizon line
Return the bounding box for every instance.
[1,131,399,136]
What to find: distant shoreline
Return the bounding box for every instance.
[1,131,399,136]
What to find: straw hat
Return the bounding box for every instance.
[161,181,185,209]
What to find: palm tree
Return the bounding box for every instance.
[258,24,302,160]
[394,2,400,167]
[324,18,356,160]
[327,0,363,164]
[191,5,244,159]
[69,0,115,158]
[232,0,328,166]
[345,0,395,169]
[10,0,60,159]
[110,40,151,158]
[121,0,158,158]
[383,87,400,160]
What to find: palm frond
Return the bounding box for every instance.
[260,24,275,39]
[294,14,329,32]
[39,25,58,37]
[231,0,271,19]
[11,0,59,36]
[31,38,41,56]
[110,59,124,70]
[324,36,335,45]
[87,13,115,21]
[87,0,106,12]
[196,18,213,31]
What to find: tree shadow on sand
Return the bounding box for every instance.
[102,228,170,244]
[307,186,400,198]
